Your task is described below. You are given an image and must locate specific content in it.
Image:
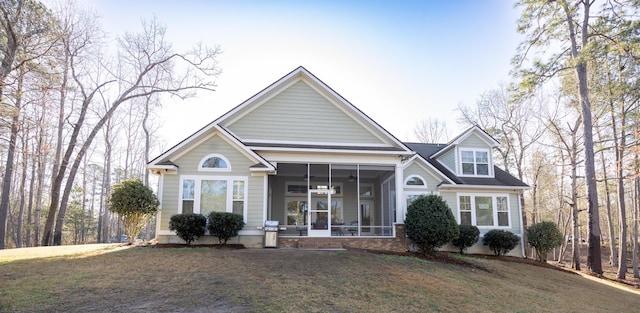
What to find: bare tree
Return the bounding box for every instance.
[0,0,57,249]
[549,115,583,270]
[457,83,546,257]
[413,117,449,143]
[42,15,221,245]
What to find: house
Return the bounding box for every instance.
[148,66,529,256]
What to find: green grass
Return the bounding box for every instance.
[0,245,638,312]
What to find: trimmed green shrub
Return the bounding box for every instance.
[207,212,245,244]
[526,221,564,262]
[404,194,459,255]
[108,178,159,244]
[451,224,480,254]
[483,229,520,256]
[169,213,206,245]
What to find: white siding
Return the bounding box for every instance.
[227,80,385,144]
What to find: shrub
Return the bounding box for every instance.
[108,179,159,244]
[451,224,480,254]
[526,221,564,262]
[169,213,207,245]
[207,212,245,244]
[483,229,520,256]
[404,194,459,255]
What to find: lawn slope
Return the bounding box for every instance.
[1,245,638,312]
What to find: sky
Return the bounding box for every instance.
[78,0,523,148]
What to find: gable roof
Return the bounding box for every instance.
[431,125,500,159]
[148,66,413,169]
[148,125,276,173]
[216,66,413,153]
[404,142,529,189]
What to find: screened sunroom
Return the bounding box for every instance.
[268,163,397,237]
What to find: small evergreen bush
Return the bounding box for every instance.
[483,229,520,256]
[404,194,459,255]
[526,221,564,262]
[451,224,480,254]
[169,213,206,245]
[207,212,245,244]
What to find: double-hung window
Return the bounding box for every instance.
[458,194,510,227]
[460,149,490,176]
[179,176,248,221]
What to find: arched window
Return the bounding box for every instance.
[198,154,231,172]
[404,175,426,187]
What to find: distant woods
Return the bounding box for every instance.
[434,1,640,279]
[0,0,221,248]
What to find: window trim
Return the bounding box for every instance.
[456,193,510,228]
[404,175,427,188]
[285,181,343,197]
[198,153,232,172]
[458,148,492,177]
[178,175,248,222]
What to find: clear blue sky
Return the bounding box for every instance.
[79,0,522,146]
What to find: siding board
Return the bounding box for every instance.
[227,81,384,144]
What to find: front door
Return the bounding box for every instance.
[308,164,332,237]
[308,189,333,236]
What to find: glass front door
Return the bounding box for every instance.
[308,164,331,237]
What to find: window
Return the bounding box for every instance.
[405,175,426,187]
[182,179,195,214]
[198,154,231,171]
[359,183,374,197]
[460,149,490,176]
[200,180,227,214]
[285,182,342,196]
[232,180,245,215]
[286,199,308,225]
[179,176,247,221]
[457,194,510,227]
[459,195,471,225]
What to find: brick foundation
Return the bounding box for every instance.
[279,224,406,252]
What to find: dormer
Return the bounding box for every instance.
[431,126,499,178]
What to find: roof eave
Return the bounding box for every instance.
[437,184,530,191]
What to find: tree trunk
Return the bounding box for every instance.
[0,106,20,249]
[634,175,639,278]
[41,50,70,246]
[33,128,47,247]
[571,154,581,271]
[16,118,28,248]
[143,96,151,240]
[612,104,628,280]
[562,1,602,275]
[102,119,113,242]
[26,133,36,247]
[597,126,618,266]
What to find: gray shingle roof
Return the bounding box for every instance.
[404,142,529,188]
